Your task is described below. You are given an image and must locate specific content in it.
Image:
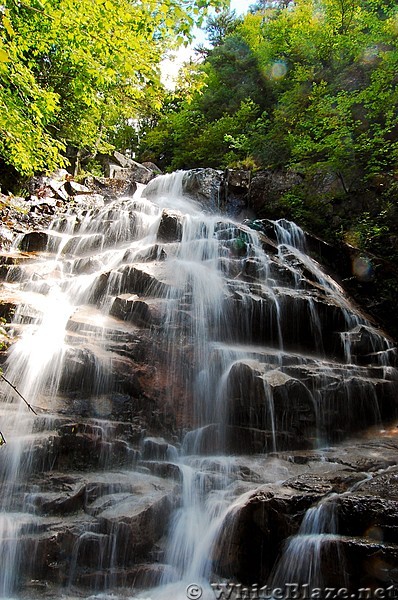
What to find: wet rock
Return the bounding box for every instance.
[57,343,146,401]
[182,424,308,455]
[337,494,398,545]
[242,257,266,279]
[18,231,49,252]
[212,435,398,586]
[88,272,110,304]
[75,563,170,589]
[343,324,392,356]
[55,423,138,471]
[110,295,165,328]
[139,461,181,481]
[95,475,179,562]
[0,262,22,282]
[25,486,86,515]
[72,256,103,274]
[58,347,99,395]
[61,233,104,256]
[226,361,316,440]
[123,244,167,263]
[213,484,323,583]
[157,210,183,243]
[182,168,224,210]
[117,263,173,297]
[142,437,169,460]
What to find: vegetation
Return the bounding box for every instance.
[140,0,398,176]
[1,0,398,264]
[138,0,398,261]
[0,0,227,178]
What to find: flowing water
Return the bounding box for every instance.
[0,171,396,598]
[269,498,342,593]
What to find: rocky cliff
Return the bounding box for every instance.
[0,165,397,598]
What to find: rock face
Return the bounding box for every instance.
[0,168,397,597]
[182,168,224,210]
[214,437,398,592]
[95,151,158,184]
[248,169,304,217]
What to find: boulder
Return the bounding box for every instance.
[64,180,91,195]
[98,153,155,185]
[248,170,303,218]
[113,162,155,185]
[213,484,325,583]
[110,296,165,328]
[182,168,224,210]
[142,161,163,175]
[95,476,179,562]
[84,175,137,199]
[157,210,183,243]
[18,231,49,252]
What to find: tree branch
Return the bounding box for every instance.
[12,0,54,20]
[0,374,38,415]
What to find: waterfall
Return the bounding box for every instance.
[0,170,396,598]
[269,498,343,592]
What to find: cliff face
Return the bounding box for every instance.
[2,165,397,339]
[0,167,397,597]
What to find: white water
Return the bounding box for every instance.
[0,171,396,597]
[270,498,342,592]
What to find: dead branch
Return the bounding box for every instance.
[0,374,38,415]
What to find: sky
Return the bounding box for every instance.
[230,0,252,14]
[161,0,253,89]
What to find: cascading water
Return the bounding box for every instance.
[269,498,342,592]
[0,169,396,598]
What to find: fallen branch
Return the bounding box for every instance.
[0,374,38,415]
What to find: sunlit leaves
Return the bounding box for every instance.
[140,0,398,183]
[0,0,228,178]
[0,46,8,62]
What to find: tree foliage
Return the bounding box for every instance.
[0,0,228,179]
[139,0,398,182]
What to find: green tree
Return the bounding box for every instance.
[204,9,241,46]
[0,0,228,180]
[140,0,398,184]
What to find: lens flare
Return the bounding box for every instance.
[352,256,374,282]
[361,46,379,64]
[270,61,287,80]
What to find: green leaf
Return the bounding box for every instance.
[2,16,15,37]
[0,48,9,62]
